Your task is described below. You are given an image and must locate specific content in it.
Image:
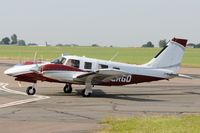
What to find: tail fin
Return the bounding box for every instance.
[143,38,187,72]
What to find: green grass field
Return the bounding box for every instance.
[0,45,199,67]
[0,46,199,132]
[100,115,200,133]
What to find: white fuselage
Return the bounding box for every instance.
[41,55,173,83]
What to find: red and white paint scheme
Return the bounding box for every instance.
[4,38,191,97]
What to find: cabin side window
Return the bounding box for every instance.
[60,58,66,64]
[99,64,108,69]
[66,59,80,68]
[84,62,92,69]
[113,67,120,70]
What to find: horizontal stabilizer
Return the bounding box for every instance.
[166,73,193,79]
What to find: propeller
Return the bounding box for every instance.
[34,51,37,62]
[18,81,22,87]
[30,51,41,74]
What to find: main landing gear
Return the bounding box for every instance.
[26,84,36,95]
[81,89,92,97]
[63,82,93,97]
[25,82,93,97]
[81,80,93,97]
[63,83,72,93]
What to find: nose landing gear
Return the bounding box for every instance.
[26,85,36,95]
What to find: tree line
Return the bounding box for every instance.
[142,39,200,48]
[0,34,26,46]
[1,35,200,48]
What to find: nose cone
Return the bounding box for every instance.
[4,68,13,76]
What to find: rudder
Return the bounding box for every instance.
[143,38,187,72]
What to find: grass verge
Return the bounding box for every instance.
[99,115,200,133]
[0,46,199,67]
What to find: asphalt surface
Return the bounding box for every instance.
[0,60,200,133]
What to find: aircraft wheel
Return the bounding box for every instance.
[81,89,91,97]
[63,84,72,93]
[26,86,36,95]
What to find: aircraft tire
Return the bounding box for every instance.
[63,84,72,93]
[82,89,91,97]
[26,86,36,95]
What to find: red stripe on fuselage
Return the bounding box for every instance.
[99,74,165,86]
[15,72,64,83]
[42,64,83,72]
[15,72,165,85]
[23,61,43,65]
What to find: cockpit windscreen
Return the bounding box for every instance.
[51,57,66,64]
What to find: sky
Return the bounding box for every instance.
[0,0,200,47]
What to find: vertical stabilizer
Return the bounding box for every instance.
[143,38,187,72]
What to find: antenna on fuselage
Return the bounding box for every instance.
[109,52,119,61]
[18,48,22,64]
[33,51,40,72]
[34,51,38,62]
[61,52,71,57]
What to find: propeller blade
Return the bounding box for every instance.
[34,51,38,62]
[30,64,41,74]
[18,81,22,87]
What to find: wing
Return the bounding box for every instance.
[74,69,131,84]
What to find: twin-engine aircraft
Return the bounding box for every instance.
[4,38,191,97]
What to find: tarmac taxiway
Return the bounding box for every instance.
[0,60,199,133]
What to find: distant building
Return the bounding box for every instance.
[28,43,38,46]
[187,43,195,48]
[56,44,63,46]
